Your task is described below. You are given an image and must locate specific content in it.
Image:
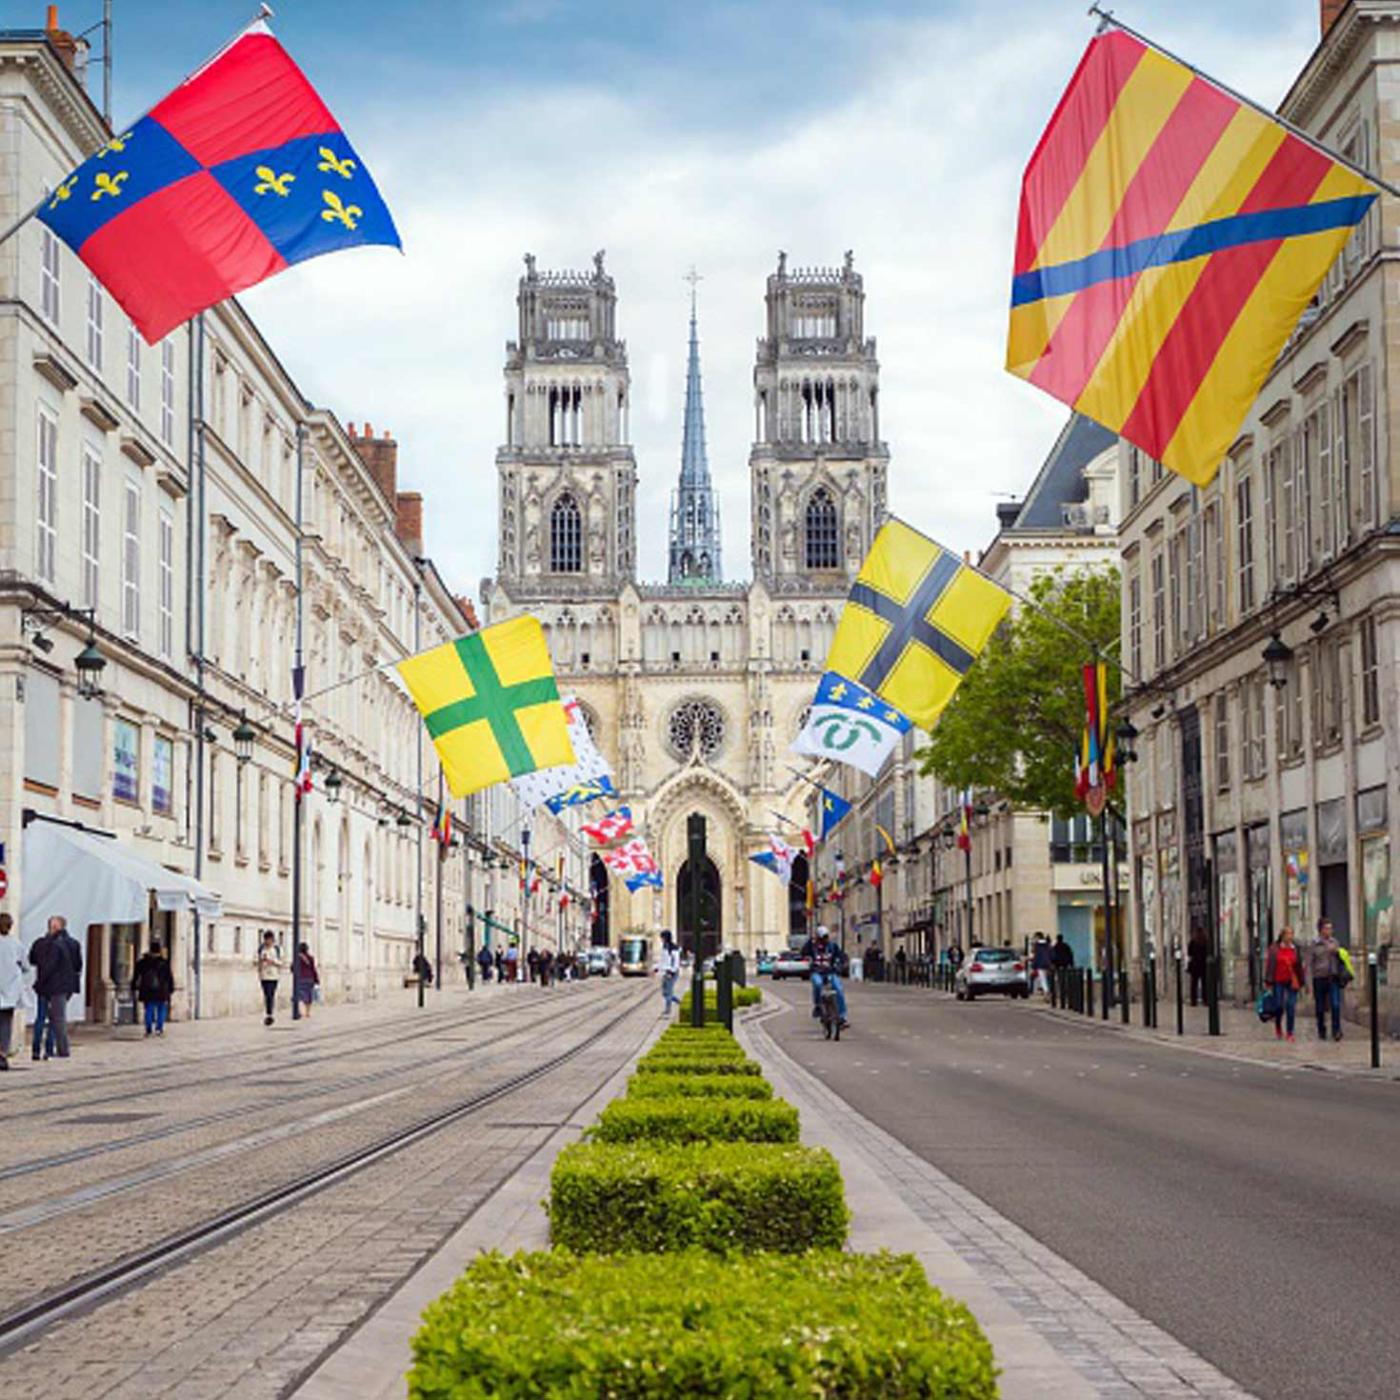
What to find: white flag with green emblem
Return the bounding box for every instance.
[792,671,912,778]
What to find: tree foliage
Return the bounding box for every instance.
[917,567,1121,819]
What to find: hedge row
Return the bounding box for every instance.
[634,1055,762,1076]
[625,1071,772,1100]
[410,1250,996,1399]
[591,1095,800,1145]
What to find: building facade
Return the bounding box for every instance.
[1119,0,1400,1022]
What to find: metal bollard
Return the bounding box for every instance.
[1175,950,1185,1036]
[1148,957,1158,1029]
[1141,968,1151,1027]
[1207,953,1221,1037]
[1369,953,1380,1070]
[1086,968,1095,1018]
[1120,969,1130,1024]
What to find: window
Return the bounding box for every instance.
[1185,507,1202,643]
[36,407,58,584]
[1312,636,1343,748]
[160,341,176,446]
[122,478,141,639]
[81,446,101,610]
[39,227,60,326]
[1214,691,1230,792]
[803,488,840,571]
[1276,652,1304,760]
[1360,614,1380,727]
[1127,446,1141,510]
[550,492,582,573]
[1168,531,1183,654]
[1313,400,1333,560]
[1128,573,1142,677]
[153,734,174,815]
[1236,472,1255,614]
[126,324,141,410]
[1344,364,1376,534]
[1207,497,1224,628]
[86,274,104,371]
[158,506,175,658]
[1245,674,1268,779]
[1270,436,1295,581]
[113,717,140,803]
[1150,549,1166,672]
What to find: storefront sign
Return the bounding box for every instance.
[113,719,140,804]
[152,735,174,815]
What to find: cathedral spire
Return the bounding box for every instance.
[669,269,723,584]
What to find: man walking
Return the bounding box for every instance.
[0,912,25,1070]
[1032,933,1053,997]
[1309,918,1344,1042]
[255,931,283,1027]
[657,930,681,1017]
[29,915,82,1059]
[1187,929,1208,1007]
[133,941,175,1037]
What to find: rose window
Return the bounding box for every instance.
[667,700,725,761]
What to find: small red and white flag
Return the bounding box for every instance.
[582,806,634,845]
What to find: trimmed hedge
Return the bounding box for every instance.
[591,1095,800,1145]
[549,1141,846,1254]
[409,1249,997,1399]
[634,1055,762,1077]
[625,1072,772,1101]
[677,984,762,1015]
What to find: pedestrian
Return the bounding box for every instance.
[477,944,494,983]
[28,914,82,1060]
[527,947,541,983]
[413,950,434,987]
[505,943,520,984]
[1187,929,1208,1007]
[1308,918,1344,1043]
[0,912,25,1071]
[1050,934,1074,970]
[657,930,681,1016]
[1032,933,1053,996]
[494,948,505,983]
[295,942,321,1018]
[1264,926,1305,1042]
[539,950,552,988]
[948,943,965,973]
[256,931,283,1026]
[132,940,175,1037]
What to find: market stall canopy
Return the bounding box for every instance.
[20,819,222,945]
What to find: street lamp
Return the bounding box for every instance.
[324,768,343,804]
[1116,717,1139,766]
[233,712,256,765]
[1262,632,1293,690]
[74,635,106,699]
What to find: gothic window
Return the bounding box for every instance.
[805,488,839,571]
[550,493,582,573]
[666,700,725,762]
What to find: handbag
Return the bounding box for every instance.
[1256,988,1278,1022]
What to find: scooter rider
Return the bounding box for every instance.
[801,925,849,1029]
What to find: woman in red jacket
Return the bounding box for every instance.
[1264,927,1306,1042]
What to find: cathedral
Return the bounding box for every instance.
[481,251,889,956]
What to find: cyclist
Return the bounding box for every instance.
[801,925,849,1030]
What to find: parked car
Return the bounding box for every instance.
[586,948,612,978]
[772,948,812,981]
[955,947,1030,1000]
[756,950,775,976]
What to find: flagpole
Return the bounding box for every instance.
[1087,4,1400,200]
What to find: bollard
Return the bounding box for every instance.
[1370,953,1380,1070]
[1142,968,1151,1027]
[716,954,733,1032]
[1206,953,1221,1037]
[1086,968,1095,1018]
[1148,957,1158,1029]
[1175,950,1185,1036]
[1050,967,1059,1009]
[1120,969,1130,1024]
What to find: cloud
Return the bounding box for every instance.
[238,0,1321,599]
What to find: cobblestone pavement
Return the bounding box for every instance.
[0,979,653,1398]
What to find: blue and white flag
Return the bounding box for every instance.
[513,695,613,810]
[544,775,616,814]
[750,837,799,883]
[818,785,852,839]
[792,671,912,779]
[625,869,664,892]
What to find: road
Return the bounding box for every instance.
[764,977,1400,1400]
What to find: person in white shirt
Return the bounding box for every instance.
[657,930,681,1017]
[0,912,27,1071]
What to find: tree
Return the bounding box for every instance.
[917,566,1121,819]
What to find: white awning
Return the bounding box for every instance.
[20,820,222,945]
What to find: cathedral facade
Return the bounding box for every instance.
[481,251,889,956]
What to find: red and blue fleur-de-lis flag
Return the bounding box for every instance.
[39,18,399,345]
[1007,25,1378,486]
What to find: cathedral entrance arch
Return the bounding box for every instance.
[676,853,722,959]
[789,853,810,946]
[590,854,611,947]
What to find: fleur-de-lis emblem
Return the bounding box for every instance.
[48,176,78,209]
[321,189,362,230]
[92,171,129,201]
[97,131,133,158]
[254,166,295,197]
[317,147,356,179]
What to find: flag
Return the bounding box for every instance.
[824,520,1011,732]
[38,19,400,345]
[1076,661,1116,815]
[397,617,573,799]
[793,672,912,779]
[956,792,972,853]
[875,824,897,856]
[292,663,312,800]
[582,807,634,845]
[750,837,798,883]
[511,695,613,809]
[544,776,616,814]
[430,797,452,850]
[626,869,664,892]
[1007,26,1378,487]
[618,839,659,875]
[817,785,853,839]
[870,858,884,889]
[556,854,570,909]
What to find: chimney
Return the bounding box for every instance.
[995,500,1022,530]
[44,5,84,74]
[349,421,399,505]
[1321,0,1347,34]
[396,491,423,559]
[456,596,480,631]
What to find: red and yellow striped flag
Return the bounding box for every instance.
[1008,26,1378,486]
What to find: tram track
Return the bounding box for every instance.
[0,983,651,1355]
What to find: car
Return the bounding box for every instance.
[772,948,811,981]
[756,951,775,976]
[955,947,1030,1000]
[586,948,612,978]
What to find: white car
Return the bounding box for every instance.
[586,948,612,977]
[954,947,1030,1000]
[772,948,812,981]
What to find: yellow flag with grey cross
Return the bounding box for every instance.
[396,617,575,798]
[824,519,1012,731]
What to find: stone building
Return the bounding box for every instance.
[482,251,889,956]
[1118,0,1400,1019]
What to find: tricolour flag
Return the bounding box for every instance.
[292,663,312,801]
[396,617,573,799]
[430,797,452,851]
[582,807,634,845]
[956,792,972,853]
[750,837,798,884]
[1075,660,1116,816]
[511,695,613,810]
[1007,25,1377,487]
[39,19,400,344]
[824,520,1011,732]
[792,672,911,779]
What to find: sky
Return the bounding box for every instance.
[86,0,1323,598]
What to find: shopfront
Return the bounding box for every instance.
[1213,831,1242,1000]
[1358,787,1391,958]
[1281,809,1310,937]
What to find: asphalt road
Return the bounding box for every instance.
[764,978,1400,1400]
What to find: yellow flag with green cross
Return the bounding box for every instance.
[396,617,575,798]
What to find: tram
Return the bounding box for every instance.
[619,935,650,977]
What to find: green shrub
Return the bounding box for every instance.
[549,1141,846,1254]
[409,1249,996,1399]
[650,1035,745,1058]
[677,984,762,1015]
[626,1072,772,1100]
[634,1055,761,1077]
[592,1095,799,1145]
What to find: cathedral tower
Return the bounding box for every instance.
[749,251,889,587]
[496,251,638,597]
[668,278,722,584]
